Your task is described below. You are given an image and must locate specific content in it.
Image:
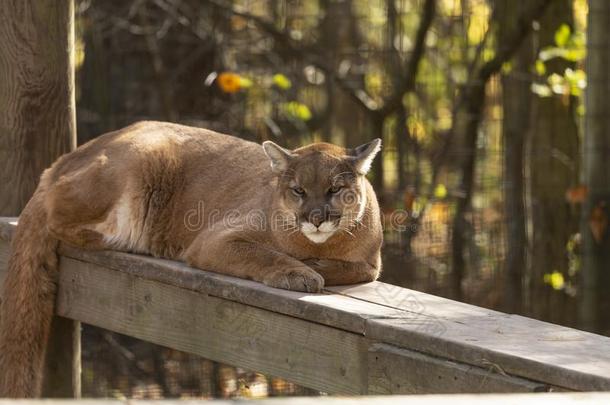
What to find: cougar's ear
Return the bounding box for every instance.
[262,141,295,173]
[350,138,382,175]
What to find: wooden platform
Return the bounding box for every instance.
[2,217,610,395]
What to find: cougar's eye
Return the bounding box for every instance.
[328,185,343,194]
[292,186,306,196]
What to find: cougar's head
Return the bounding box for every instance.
[262,139,381,244]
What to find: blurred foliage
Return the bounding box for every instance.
[73,0,599,399]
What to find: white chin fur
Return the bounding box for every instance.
[303,231,334,244]
[301,221,337,244]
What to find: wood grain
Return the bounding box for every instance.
[0,394,608,404]
[368,343,549,394]
[332,282,610,391]
[56,245,406,335]
[56,257,367,395]
[0,0,76,216]
[4,218,610,393]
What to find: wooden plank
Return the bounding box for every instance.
[2,393,610,404]
[0,217,410,334]
[4,217,610,392]
[367,343,549,394]
[366,317,610,391]
[331,282,610,391]
[0,236,9,292]
[57,245,406,335]
[0,218,14,289]
[55,257,368,395]
[0,218,15,242]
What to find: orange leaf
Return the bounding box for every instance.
[565,185,588,204]
[403,189,416,214]
[217,72,242,93]
[589,202,608,244]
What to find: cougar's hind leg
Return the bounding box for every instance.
[46,156,122,250]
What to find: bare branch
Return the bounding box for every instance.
[380,0,436,117]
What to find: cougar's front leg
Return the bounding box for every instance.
[185,234,324,293]
[303,258,380,286]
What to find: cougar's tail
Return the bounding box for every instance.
[0,189,59,397]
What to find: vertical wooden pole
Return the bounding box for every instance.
[580,0,610,333]
[0,0,80,398]
[0,0,77,214]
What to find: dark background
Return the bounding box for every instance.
[70,0,608,398]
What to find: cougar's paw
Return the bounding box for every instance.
[262,266,324,293]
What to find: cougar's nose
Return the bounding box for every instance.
[310,214,324,228]
[304,209,325,228]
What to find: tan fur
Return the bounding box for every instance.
[0,121,382,397]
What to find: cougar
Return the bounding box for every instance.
[0,121,383,397]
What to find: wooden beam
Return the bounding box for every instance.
[330,283,610,391]
[0,0,77,215]
[2,217,610,394]
[367,344,550,394]
[0,0,79,397]
[1,393,610,404]
[56,257,367,395]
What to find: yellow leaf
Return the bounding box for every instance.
[535,60,546,76]
[239,77,253,88]
[554,24,571,47]
[282,101,312,121]
[434,184,448,199]
[543,271,565,290]
[273,73,292,90]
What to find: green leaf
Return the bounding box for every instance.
[282,101,312,121]
[535,60,546,76]
[272,73,292,90]
[543,271,565,290]
[563,48,586,62]
[238,77,253,88]
[554,24,571,47]
[434,184,448,199]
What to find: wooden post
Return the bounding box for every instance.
[580,0,610,333]
[0,0,80,398]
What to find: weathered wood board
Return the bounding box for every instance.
[1,393,610,404]
[331,282,610,391]
[2,217,610,394]
[56,257,367,395]
[367,343,549,394]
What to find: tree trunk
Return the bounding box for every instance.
[450,0,550,302]
[318,0,368,148]
[498,0,534,314]
[580,0,610,334]
[0,0,80,397]
[0,0,77,215]
[527,0,579,323]
[450,83,486,301]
